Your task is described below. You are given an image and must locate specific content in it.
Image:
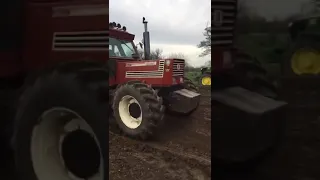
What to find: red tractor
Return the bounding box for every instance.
[108,18,200,139]
[0,0,107,179]
[212,0,287,166]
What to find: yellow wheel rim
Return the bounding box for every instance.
[201,76,211,86]
[291,49,320,75]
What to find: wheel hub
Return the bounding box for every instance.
[31,108,103,180]
[129,102,141,119]
[61,129,100,179]
[118,95,143,129]
[291,49,320,75]
[202,77,211,85]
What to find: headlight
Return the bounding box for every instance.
[165,60,171,66]
[172,77,177,84]
[180,77,183,83]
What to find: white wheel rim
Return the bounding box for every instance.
[118,95,142,129]
[31,107,104,180]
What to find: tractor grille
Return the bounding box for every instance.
[172,59,184,77]
[52,31,108,51]
[125,60,165,78]
[212,0,237,47]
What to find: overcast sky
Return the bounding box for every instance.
[110,0,211,67]
[110,0,312,67]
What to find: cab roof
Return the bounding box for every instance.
[110,28,135,41]
[109,22,135,41]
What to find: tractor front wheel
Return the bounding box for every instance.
[112,82,165,140]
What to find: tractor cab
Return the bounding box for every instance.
[289,14,320,40]
[109,22,140,60]
[108,19,186,87]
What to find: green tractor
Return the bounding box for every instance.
[280,13,320,107]
[283,15,320,77]
[199,66,211,86]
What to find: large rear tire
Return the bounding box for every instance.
[12,71,107,180]
[112,81,165,140]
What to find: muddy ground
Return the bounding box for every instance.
[215,109,320,180]
[5,85,320,180]
[251,108,320,180]
[109,87,211,180]
[215,108,320,179]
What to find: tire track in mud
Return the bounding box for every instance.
[141,141,211,166]
[110,131,211,165]
[109,132,211,180]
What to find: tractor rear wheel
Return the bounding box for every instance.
[12,70,107,180]
[112,81,165,140]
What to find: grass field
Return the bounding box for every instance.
[186,71,202,85]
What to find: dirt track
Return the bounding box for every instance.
[252,108,320,180]
[215,107,320,180]
[109,87,211,180]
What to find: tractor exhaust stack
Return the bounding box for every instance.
[142,17,151,60]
